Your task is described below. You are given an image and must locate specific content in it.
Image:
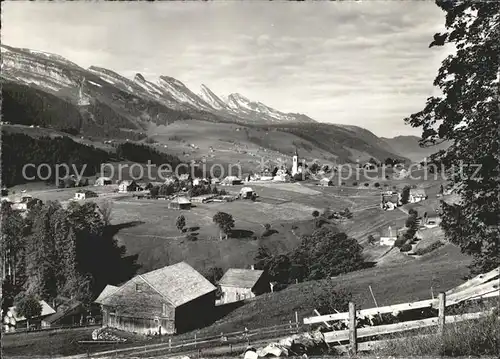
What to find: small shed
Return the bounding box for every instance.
[169,197,191,210]
[41,301,88,328]
[410,188,427,203]
[221,176,243,186]
[218,268,270,304]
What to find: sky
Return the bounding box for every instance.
[2,1,450,137]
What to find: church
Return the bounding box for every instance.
[291,148,304,177]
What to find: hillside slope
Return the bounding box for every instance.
[382,135,450,162]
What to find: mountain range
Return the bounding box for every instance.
[1,44,439,164]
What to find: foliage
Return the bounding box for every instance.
[401,185,411,204]
[394,237,406,248]
[414,241,445,256]
[175,215,186,233]
[374,182,380,188]
[2,200,139,305]
[99,200,113,226]
[202,267,224,286]
[312,282,352,316]
[212,211,235,240]
[14,294,42,323]
[404,0,500,275]
[400,243,412,252]
[367,234,376,245]
[1,132,110,187]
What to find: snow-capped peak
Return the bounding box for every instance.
[226,93,254,110]
[198,84,228,110]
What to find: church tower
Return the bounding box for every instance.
[292,148,299,176]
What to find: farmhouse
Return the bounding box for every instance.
[97,262,216,335]
[422,209,441,229]
[379,226,397,246]
[218,268,270,304]
[319,178,334,187]
[381,192,401,210]
[4,300,56,331]
[239,187,257,199]
[168,196,191,210]
[94,176,112,186]
[118,180,139,193]
[74,190,98,200]
[409,188,427,203]
[221,176,243,186]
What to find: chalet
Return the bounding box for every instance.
[94,177,113,186]
[168,197,191,210]
[192,178,209,186]
[381,192,401,210]
[4,300,56,331]
[118,180,139,193]
[218,268,270,304]
[97,262,216,335]
[409,188,427,203]
[319,178,333,187]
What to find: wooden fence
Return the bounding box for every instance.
[72,316,301,358]
[303,267,499,354]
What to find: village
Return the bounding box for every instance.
[1,149,458,338]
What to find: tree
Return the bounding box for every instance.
[266,254,292,285]
[176,215,186,233]
[202,267,224,285]
[367,234,376,245]
[99,200,113,226]
[15,294,42,330]
[404,1,499,275]
[401,185,411,204]
[254,245,272,270]
[150,186,159,198]
[312,210,320,228]
[212,212,234,240]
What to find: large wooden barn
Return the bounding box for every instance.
[218,268,270,304]
[95,262,216,335]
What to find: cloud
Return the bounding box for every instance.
[1,1,448,137]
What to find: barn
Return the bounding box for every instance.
[96,262,216,335]
[218,268,270,304]
[168,197,191,210]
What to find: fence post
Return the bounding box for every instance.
[438,292,446,336]
[349,302,357,356]
[168,337,171,352]
[295,311,299,332]
[194,333,197,348]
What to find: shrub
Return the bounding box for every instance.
[374,182,380,188]
[364,183,369,187]
[352,181,358,186]
[414,241,445,256]
[394,237,406,248]
[341,181,346,186]
[400,243,412,252]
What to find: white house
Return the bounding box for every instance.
[379,226,397,246]
[319,178,334,187]
[118,180,138,193]
[94,177,112,186]
[239,187,257,199]
[409,188,427,203]
[74,190,98,201]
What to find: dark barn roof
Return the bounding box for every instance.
[219,269,265,290]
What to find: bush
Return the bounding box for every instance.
[374,182,380,188]
[364,183,369,187]
[352,181,358,186]
[400,243,412,252]
[414,241,445,256]
[394,237,406,248]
